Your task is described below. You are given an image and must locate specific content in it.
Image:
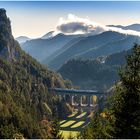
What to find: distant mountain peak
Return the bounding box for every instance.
[16,36,31,44]
[41,31,54,39]
[41,31,76,40]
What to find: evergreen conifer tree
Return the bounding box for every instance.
[112,44,140,138]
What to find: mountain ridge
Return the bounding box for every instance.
[41,31,54,39]
[22,33,81,61]
[58,48,131,90]
[16,36,31,44]
[46,31,140,70]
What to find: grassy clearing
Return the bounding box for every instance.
[71,121,85,128]
[68,111,78,118]
[59,111,92,138]
[60,120,66,124]
[60,130,79,139]
[82,122,90,128]
[60,120,76,128]
[76,112,87,118]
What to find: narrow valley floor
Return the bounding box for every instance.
[59,110,93,138]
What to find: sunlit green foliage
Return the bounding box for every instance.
[80,44,140,139]
[0,8,72,138]
[111,44,140,138]
[0,41,71,138]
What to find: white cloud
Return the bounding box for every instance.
[53,14,106,35]
[53,14,140,37]
[108,26,140,36]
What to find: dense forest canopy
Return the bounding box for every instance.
[80,44,140,139]
[58,49,130,91]
[0,9,72,139]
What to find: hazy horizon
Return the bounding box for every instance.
[1,1,140,38]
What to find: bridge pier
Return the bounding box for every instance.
[71,95,79,106]
[49,88,104,112]
[71,95,75,106]
[80,95,91,107]
[90,95,98,107]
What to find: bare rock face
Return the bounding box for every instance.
[0,8,15,60]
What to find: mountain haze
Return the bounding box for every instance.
[46,31,140,70]
[22,33,80,61]
[19,22,140,71]
[108,24,140,32]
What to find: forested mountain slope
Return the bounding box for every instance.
[58,49,131,90]
[0,9,71,139]
[47,31,140,70]
[22,33,80,62]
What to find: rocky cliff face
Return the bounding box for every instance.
[0,9,15,60]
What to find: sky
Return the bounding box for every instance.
[0,1,140,38]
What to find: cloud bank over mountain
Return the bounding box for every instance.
[54,14,106,35]
[53,14,140,37]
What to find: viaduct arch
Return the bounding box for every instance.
[49,88,105,111]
